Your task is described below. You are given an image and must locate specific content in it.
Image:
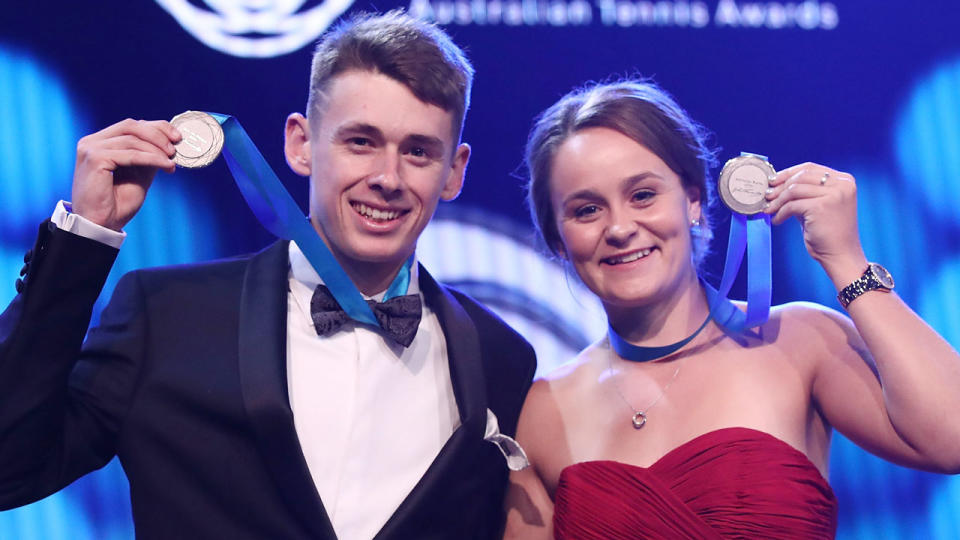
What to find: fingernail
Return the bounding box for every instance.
[763,201,770,209]
[765,187,774,195]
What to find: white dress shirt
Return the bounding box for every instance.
[286,242,459,539]
[52,201,126,248]
[52,203,461,540]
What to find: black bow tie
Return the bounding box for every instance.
[310,284,422,347]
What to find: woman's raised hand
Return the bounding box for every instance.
[764,162,867,286]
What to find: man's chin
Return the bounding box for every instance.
[339,247,414,270]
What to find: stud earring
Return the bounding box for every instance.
[690,218,701,227]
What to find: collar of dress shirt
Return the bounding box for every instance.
[287,241,421,302]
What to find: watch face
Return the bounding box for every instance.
[869,262,895,289]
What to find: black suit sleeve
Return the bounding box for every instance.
[0,221,126,509]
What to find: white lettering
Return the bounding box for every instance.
[409,0,435,20]
[765,3,787,29]
[414,0,594,24]
[691,2,710,26]
[569,0,593,24]
[715,0,739,26]
[410,0,836,29]
[502,1,523,24]
[820,2,838,29]
[795,0,819,29]
[598,0,617,24]
[596,0,709,27]
[713,0,837,30]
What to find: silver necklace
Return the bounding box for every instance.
[606,343,682,429]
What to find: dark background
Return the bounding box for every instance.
[2,1,960,537]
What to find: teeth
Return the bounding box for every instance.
[607,249,652,264]
[354,203,401,221]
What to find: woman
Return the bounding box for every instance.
[503,79,960,539]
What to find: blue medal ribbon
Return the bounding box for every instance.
[608,308,712,362]
[607,281,737,362]
[208,112,411,328]
[710,153,772,333]
[709,212,771,333]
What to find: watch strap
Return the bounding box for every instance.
[837,264,890,308]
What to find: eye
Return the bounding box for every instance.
[403,145,438,167]
[574,204,600,219]
[347,137,372,148]
[631,189,655,203]
[405,145,436,163]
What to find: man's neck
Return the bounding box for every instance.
[288,241,412,298]
[343,260,408,297]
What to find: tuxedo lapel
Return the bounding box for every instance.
[236,240,336,539]
[419,265,487,429]
[374,265,489,539]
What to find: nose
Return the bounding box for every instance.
[605,210,637,246]
[366,153,403,195]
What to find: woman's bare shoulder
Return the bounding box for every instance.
[759,301,865,364]
[771,300,857,334]
[523,339,607,410]
[541,338,607,382]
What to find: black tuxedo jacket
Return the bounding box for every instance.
[0,223,537,539]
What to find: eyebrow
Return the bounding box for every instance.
[333,123,446,153]
[561,188,603,207]
[621,171,665,188]
[333,122,383,141]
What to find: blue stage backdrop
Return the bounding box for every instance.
[2,1,959,537]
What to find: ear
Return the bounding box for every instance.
[685,185,702,223]
[439,143,470,201]
[284,113,311,177]
[553,242,568,260]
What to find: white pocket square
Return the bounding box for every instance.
[483,408,529,471]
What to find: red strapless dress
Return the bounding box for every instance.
[553,427,837,539]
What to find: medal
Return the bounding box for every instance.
[717,153,775,215]
[709,152,774,333]
[170,111,224,168]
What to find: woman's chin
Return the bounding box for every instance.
[599,291,659,311]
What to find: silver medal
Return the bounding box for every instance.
[170,111,224,168]
[717,153,776,215]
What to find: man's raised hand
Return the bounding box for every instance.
[71,119,182,231]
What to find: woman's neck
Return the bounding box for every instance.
[604,270,708,347]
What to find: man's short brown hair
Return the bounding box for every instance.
[307,10,474,141]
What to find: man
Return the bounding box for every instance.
[0,11,536,539]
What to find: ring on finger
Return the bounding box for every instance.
[820,172,829,186]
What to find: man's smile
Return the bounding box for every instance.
[351,201,408,222]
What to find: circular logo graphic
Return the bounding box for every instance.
[155,0,356,58]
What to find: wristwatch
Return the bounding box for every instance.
[837,262,895,308]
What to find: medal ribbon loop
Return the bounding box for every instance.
[607,152,773,362]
